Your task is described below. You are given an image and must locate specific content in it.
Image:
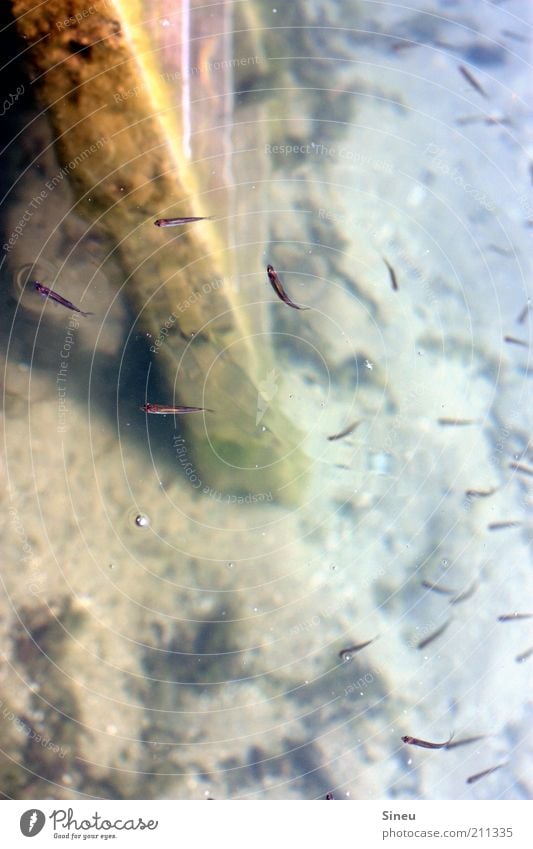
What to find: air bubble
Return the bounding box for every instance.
[135,514,150,528]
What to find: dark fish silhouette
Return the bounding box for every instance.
[417,620,451,650]
[383,257,399,291]
[504,335,528,347]
[466,763,507,785]
[327,420,360,442]
[266,264,309,310]
[154,216,213,227]
[140,403,214,414]
[458,64,488,98]
[402,734,453,749]
[509,462,533,477]
[34,281,93,317]
[497,613,533,622]
[515,646,533,663]
[339,638,376,660]
[437,417,480,426]
[516,302,530,323]
[488,520,522,531]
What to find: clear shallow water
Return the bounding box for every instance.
[0,0,531,800]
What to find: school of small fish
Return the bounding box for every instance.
[26,54,531,797]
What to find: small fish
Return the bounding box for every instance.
[458,64,488,98]
[465,488,497,498]
[455,114,512,127]
[515,646,533,664]
[509,462,533,478]
[417,620,451,650]
[450,582,478,606]
[421,580,455,597]
[382,257,399,291]
[327,420,360,442]
[325,792,334,800]
[154,216,213,227]
[420,580,477,605]
[437,417,480,427]
[140,403,214,414]
[487,244,514,256]
[502,30,528,43]
[487,520,522,531]
[504,335,528,348]
[497,613,533,622]
[466,763,507,785]
[339,638,376,660]
[390,41,419,53]
[34,281,93,317]
[445,735,487,750]
[266,264,309,310]
[517,302,531,323]
[402,734,453,750]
